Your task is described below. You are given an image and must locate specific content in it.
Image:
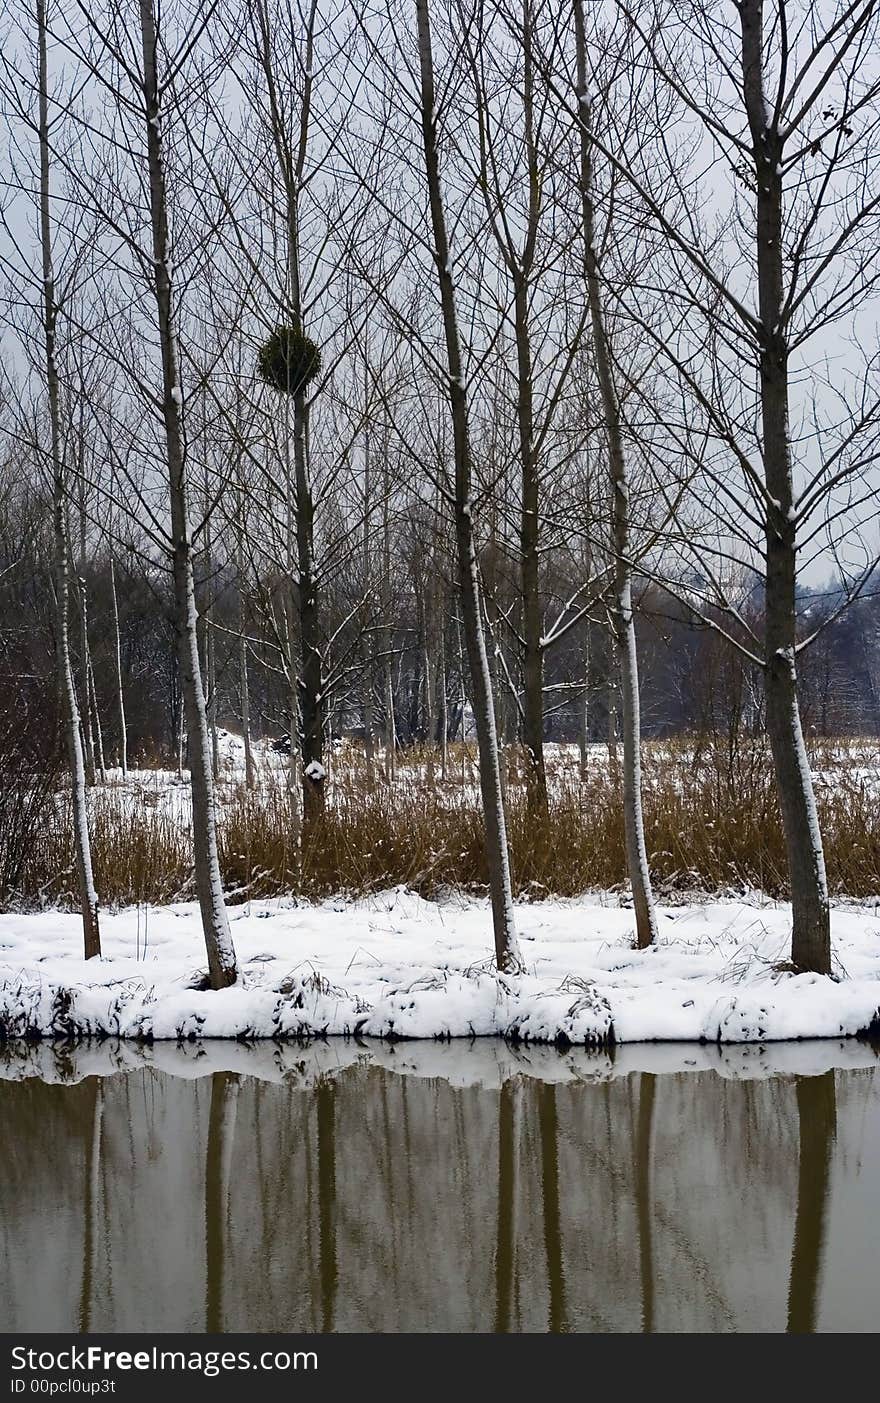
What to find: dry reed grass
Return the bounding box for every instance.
[3,738,880,909]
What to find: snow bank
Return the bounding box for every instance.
[1,890,878,1046]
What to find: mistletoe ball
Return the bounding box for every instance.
[257,325,322,396]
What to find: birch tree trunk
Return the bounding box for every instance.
[76,486,95,786]
[88,650,106,782]
[579,625,590,779]
[607,668,619,774]
[361,380,375,789]
[415,0,522,972]
[575,0,657,948]
[78,570,96,786]
[739,0,830,974]
[139,0,237,988]
[109,555,127,776]
[438,603,448,782]
[382,444,396,783]
[284,409,302,823]
[234,492,255,792]
[239,618,254,791]
[202,484,220,782]
[37,0,100,959]
[295,395,325,826]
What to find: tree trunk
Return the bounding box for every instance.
[37,0,100,959]
[234,488,255,792]
[206,617,220,782]
[579,625,590,778]
[88,649,106,782]
[739,0,830,973]
[575,0,657,948]
[382,448,397,783]
[607,667,619,774]
[109,555,127,776]
[416,0,522,973]
[515,271,546,813]
[514,280,547,813]
[483,586,508,806]
[294,396,325,826]
[78,571,96,786]
[239,618,254,791]
[438,603,448,781]
[139,0,237,988]
[362,394,375,789]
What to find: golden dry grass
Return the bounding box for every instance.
[4,738,880,909]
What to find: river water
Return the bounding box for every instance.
[1,1039,878,1332]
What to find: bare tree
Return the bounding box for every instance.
[573,0,657,946]
[539,0,880,972]
[134,0,237,985]
[414,0,522,971]
[0,0,101,958]
[463,0,588,814]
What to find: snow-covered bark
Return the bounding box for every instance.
[37,0,100,961]
[138,0,237,989]
[437,602,448,782]
[239,622,254,792]
[361,396,376,789]
[382,449,397,783]
[77,570,96,787]
[293,396,325,827]
[109,556,127,776]
[739,0,829,974]
[234,526,255,793]
[415,0,522,974]
[579,628,590,779]
[87,648,106,783]
[203,508,220,783]
[575,0,657,949]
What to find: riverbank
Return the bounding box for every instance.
[2,890,879,1044]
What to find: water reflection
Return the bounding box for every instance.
[634,1073,655,1335]
[1,1041,878,1333]
[205,1072,239,1333]
[79,1080,103,1333]
[787,1071,836,1334]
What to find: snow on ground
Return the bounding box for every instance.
[1,890,879,1045]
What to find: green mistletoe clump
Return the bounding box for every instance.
[257,325,322,396]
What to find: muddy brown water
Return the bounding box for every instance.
[1,1040,878,1333]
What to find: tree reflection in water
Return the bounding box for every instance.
[787,1070,837,1334]
[0,1045,876,1332]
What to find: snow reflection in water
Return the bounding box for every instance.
[1,1039,878,1332]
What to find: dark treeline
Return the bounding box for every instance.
[2,481,877,767]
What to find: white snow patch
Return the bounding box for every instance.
[0,893,878,1046]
